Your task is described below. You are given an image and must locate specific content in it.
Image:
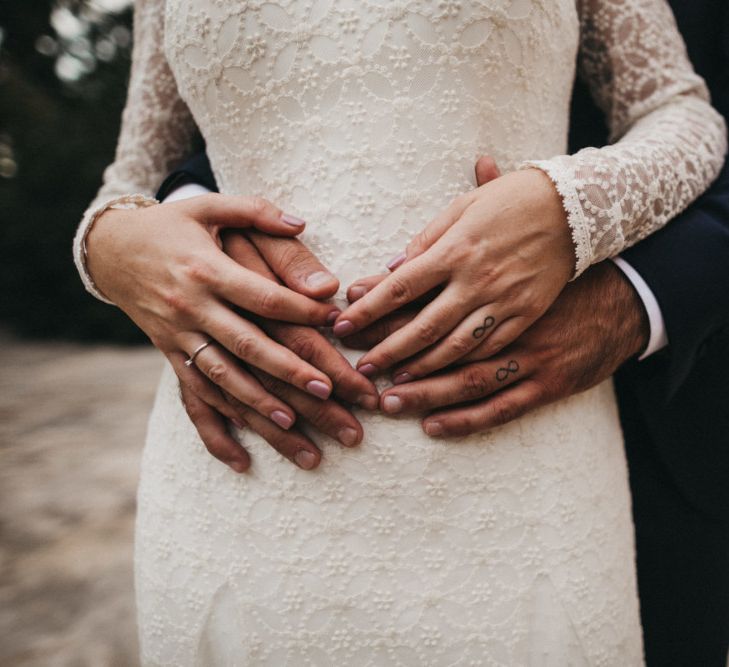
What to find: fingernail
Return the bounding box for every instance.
[358,363,378,377]
[231,418,245,429]
[326,309,341,326]
[357,394,379,410]
[306,380,331,400]
[393,372,413,385]
[270,410,293,430]
[307,271,335,289]
[383,395,403,414]
[295,449,318,470]
[424,421,443,437]
[337,427,360,447]
[230,460,248,473]
[333,320,355,337]
[349,286,367,301]
[386,252,407,271]
[281,213,306,227]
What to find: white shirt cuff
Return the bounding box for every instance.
[612,257,668,360]
[162,182,212,203]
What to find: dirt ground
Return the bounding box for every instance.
[0,338,163,667]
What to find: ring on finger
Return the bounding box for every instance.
[185,340,214,367]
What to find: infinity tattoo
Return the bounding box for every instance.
[496,360,519,382]
[473,315,496,339]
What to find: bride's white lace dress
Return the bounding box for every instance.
[74,0,726,664]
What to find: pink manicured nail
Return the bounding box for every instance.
[337,427,360,447]
[424,421,443,437]
[295,450,318,470]
[326,310,341,326]
[306,380,331,400]
[393,372,413,385]
[270,410,294,430]
[231,418,245,429]
[382,395,403,414]
[358,363,378,377]
[281,213,306,227]
[386,252,407,271]
[333,320,355,337]
[230,461,248,473]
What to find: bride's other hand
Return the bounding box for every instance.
[334,165,575,378]
[176,231,378,472]
[85,194,342,467]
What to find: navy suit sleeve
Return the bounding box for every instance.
[621,156,729,397]
[156,151,218,201]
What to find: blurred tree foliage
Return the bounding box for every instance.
[0,0,146,342]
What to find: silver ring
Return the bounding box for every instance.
[185,341,213,367]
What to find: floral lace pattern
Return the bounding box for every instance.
[74,0,728,664]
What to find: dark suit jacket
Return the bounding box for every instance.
[159,1,729,663]
[569,1,729,664]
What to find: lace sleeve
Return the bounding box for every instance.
[72,0,197,303]
[522,0,727,278]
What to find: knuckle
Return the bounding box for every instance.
[286,331,318,361]
[490,398,517,426]
[463,366,490,398]
[248,196,269,217]
[161,289,191,317]
[415,320,440,345]
[255,288,281,316]
[206,362,228,385]
[231,333,257,361]
[183,257,213,285]
[409,230,428,253]
[387,276,412,303]
[308,401,338,430]
[262,374,290,398]
[449,335,473,355]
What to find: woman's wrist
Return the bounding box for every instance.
[76,194,158,303]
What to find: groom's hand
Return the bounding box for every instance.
[179,232,378,471]
[343,261,649,437]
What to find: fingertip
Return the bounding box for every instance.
[333,319,355,337]
[423,419,444,438]
[347,284,368,302]
[294,448,321,470]
[302,271,340,298]
[392,371,413,385]
[230,451,251,473]
[381,393,404,415]
[280,213,307,230]
[305,379,332,400]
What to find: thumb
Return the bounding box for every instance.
[475,155,502,187]
[187,193,307,237]
[249,232,340,299]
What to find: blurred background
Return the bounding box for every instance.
[1,2,160,664]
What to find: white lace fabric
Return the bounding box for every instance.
[74,1,728,665]
[72,0,726,295]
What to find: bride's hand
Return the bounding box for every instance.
[86,194,341,437]
[333,167,575,379]
[176,230,378,472]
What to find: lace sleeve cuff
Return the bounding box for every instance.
[518,161,592,279]
[73,194,159,304]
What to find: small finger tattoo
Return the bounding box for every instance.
[496,360,519,382]
[473,315,496,339]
